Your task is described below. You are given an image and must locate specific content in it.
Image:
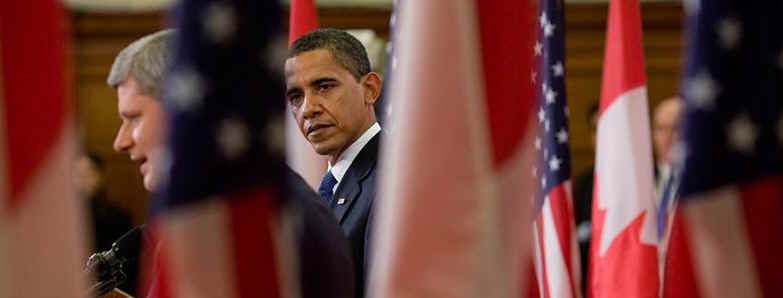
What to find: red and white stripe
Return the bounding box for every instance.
[146,189,296,298]
[369,1,535,297]
[664,177,783,298]
[286,0,326,190]
[533,181,581,298]
[588,0,658,297]
[0,1,88,297]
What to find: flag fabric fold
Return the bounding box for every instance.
[588,0,659,297]
[369,1,535,297]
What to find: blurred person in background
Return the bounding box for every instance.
[652,96,683,239]
[107,29,355,298]
[652,96,683,187]
[72,151,137,295]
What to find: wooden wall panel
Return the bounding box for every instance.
[69,2,682,225]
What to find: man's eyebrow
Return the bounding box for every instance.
[285,77,338,96]
[285,86,302,97]
[119,110,139,118]
[310,77,338,86]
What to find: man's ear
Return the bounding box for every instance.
[362,72,382,105]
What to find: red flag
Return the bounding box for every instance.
[286,0,325,190]
[288,0,319,46]
[587,0,658,297]
[662,209,700,298]
[369,1,536,297]
[0,1,88,297]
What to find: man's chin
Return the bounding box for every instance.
[310,141,336,156]
[143,175,159,192]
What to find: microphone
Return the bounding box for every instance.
[85,225,146,296]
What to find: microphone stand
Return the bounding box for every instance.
[84,244,129,296]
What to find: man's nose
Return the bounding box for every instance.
[301,93,323,119]
[113,125,133,153]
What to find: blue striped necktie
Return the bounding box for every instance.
[657,174,676,238]
[318,170,338,204]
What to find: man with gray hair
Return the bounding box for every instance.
[108,29,173,192]
[106,29,355,298]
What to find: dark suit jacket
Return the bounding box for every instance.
[283,166,356,298]
[143,167,355,298]
[328,134,380,297]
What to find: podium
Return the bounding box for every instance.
[98,289,133,298]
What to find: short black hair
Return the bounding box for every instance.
[288,28,371,80]
[86,151,105,171]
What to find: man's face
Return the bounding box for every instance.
[113,76,166,192]
[653,98,682,166]
[284,49,380,161]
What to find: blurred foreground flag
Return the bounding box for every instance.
[530,0,582,297]
[288,0,318,43]
[0,1,87,297]
[286,0,325,190]
[588,0,659,297]
[369,1,536,297]
[144,1,293,297]
[663,1,783,298]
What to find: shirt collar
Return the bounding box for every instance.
[658,164,672,179]
[328,122,381,184]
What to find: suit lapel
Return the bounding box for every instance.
[332,135,380,223]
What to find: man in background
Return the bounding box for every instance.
[72,152,136,295]
[285,28,383,297]
[652,96,683,239]
[107,29,355,298]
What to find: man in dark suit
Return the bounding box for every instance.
[106,29,355,298]
[285,28,383,297]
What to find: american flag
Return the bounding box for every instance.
[530,0,582,297]
[663,1,783,297]
[0,1,87,297]
[143,0,293,297]
[375,0,402,128]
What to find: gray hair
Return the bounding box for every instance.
[107,29,176,97]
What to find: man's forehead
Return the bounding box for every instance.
[116,78,158,111]
[285,49,344,79]
[655,99,683,122]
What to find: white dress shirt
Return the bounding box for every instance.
[327,122,381,194]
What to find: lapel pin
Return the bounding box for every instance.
[337,198,346,205]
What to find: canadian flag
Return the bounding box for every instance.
[587,0,658,297]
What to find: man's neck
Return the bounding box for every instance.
[328,121,376,165]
